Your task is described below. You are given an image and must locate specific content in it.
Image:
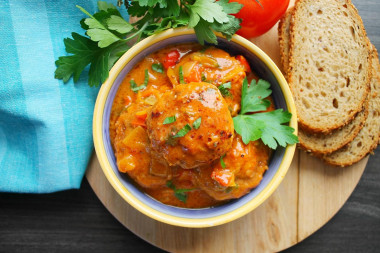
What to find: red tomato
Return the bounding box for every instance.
[163,50,180,69]
[230,0,290,38]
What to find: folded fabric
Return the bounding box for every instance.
[0,0,127,193]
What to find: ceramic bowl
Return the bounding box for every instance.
[93,28,297,228]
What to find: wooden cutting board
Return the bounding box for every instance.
[86,1,369,251]
[86,151,367,252]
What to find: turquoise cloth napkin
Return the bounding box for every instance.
[0,0,126,193]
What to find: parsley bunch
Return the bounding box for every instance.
[54,0,243,87]
[233,78,299,149]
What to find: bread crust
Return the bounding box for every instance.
[322,45,380,167]
[298,96,369,155]
[278,8,294,78]
[288,0,371,134]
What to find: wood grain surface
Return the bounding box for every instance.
[0,0,379,252]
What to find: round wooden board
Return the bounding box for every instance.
[86,150,368,252]
[86,1,370,250]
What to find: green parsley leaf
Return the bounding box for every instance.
[174,192,188,203]
[130,69,149,93]
[166,180,175,189]
[166,180,194,203]
[187,0,242,44]
[107,15,134,34]
[126,1,148,17]
[54,33,109,86]
[232,77,299,149]
[216,0,242,14]
[152,63,164,73]
[240,78,272,115]
[179,66,185,84]
[138,0,163,7]
[174,124,192,138]
[218,82,232,97]
[193,117,202,129]
[55,1,243,86]
[77,5,121,48]
[163,0,181,16]
[163,116,176,125]
[188,0,229,26]
[211,15,241,40]
[107,41,130,69]
[220,154,226,169]
[193,19,218,45]
[97,1,117,11]
[80,8,122,31]
[233,110,299,149]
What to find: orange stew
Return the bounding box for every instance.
[110,43,274,208]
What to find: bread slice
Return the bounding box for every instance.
[278,7,294,76]
[298,98,368,155]
[278,5,369,155]
[322,45,380,166]
[288,0,371,134]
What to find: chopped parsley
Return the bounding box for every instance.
[163,116,176,125]
[166,180,194,203]
[152,63,164,73]
[218,82,232,97]
[173,124,192,138]
[130,69,149,93]
[179,66,185,84]
[201,73,207,82]
[192,117,202,129]
[220,154,226,169]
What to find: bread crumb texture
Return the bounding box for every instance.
[288,0,371,134]
[322,46,380,166]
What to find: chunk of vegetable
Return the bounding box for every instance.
[131,111,148,128]
[163,50,180,69]
[211,169,235,187]
[236,55,251,72]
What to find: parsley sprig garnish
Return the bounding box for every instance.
[233,78,299,149]
[55,0,243,87]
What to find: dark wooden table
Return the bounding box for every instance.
[1,1,379,252]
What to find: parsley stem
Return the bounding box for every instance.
[125,22,149,42]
